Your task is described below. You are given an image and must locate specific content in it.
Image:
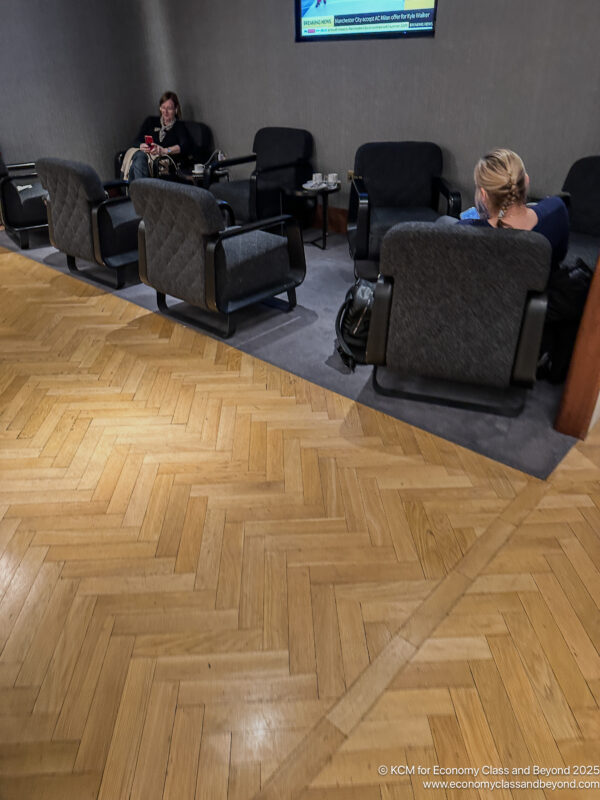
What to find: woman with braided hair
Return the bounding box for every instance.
[459,148,569,271]
[460,149,589,383]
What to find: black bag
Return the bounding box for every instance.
[546,257,593,322]
[538,257,593,383]
[149,154,181,179]
[335,278,376,370]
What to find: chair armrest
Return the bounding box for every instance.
[1,171,39,183]
[254,159,307,176]
[365,275,392,365]
[114,150,126,179]
[103,179,129,198]
[104,179,129,190]
[216,214,293,239]
[91,196,138,266]
[434,177,462,218]
[6,162,37,171]
[203,153,256,187]
[347,175,370,260]
[204,214,305,313]
[528,191,571,211]
[138,220,149,284]
[512,292,548,386]
[44,195,57,248]
[216,200,235,227]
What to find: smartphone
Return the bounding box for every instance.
[144,135,154,147]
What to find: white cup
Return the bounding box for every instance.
[327,173,338,186]
[312,173,323,184]
[193,164,204,174]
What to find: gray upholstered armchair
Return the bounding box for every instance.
[561,156,600,266]
[207,127,314,223]
[129,178,306,337]
[365,222,551,415]
[0,155,48,248]
[348,142,461,278]
[37,157,139,288]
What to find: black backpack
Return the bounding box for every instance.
[538,257,593,383]
[335,278,376,370]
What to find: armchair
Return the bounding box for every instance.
[36,157,139,289]
[561,155,600,266]
[365,222,551,415]
[347,141,461,277]
[0,155,48,248]
[206,126,314,223]
[129,178,306,338]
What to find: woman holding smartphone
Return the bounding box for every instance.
[125,91,192,181]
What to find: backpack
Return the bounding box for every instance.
[335,278,376,370]
[538,257,593,383]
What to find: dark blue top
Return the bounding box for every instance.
[459,196,569,271]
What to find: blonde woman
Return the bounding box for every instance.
[460,148,569,271]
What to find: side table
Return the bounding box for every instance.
[180,167,229,187]
[283,184,341,250]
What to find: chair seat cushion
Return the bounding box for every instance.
[369,206,439,258]
[218,230,289,307]
[210,180,250,224]
[565,231,599,269]
[2,177,47,227]
[98,201,140,259]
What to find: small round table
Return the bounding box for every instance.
[283,184,341,250]
[180,167,229,187]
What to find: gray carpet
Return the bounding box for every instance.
[1,228,576,479]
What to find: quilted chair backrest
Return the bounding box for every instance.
[380,222,551,389]
[36,157,105,262]
[129,178,224,310]
[562,156,600,237]
[355,142,443,209]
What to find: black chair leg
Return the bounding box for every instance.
[156,292,235,338]
[262,287,297,313]
[113,268,125,290]
[18,230,29,249]
[66,255,125,290]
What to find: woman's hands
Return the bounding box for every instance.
[140,143,165,156]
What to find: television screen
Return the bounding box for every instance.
[295,0,437,42]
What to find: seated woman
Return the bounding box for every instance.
[459,148,569,271]
[125,91,193,181]
[460,149,588,382]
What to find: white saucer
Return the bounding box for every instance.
[302,181,339,191]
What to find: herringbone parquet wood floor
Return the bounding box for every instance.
[1,246,599,799]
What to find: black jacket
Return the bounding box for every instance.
[130,117,193,160]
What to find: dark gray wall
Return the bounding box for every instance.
[0,0,173,176]
[170,0,600,205]
[1,0,598,201]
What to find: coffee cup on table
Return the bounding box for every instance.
[327,173,338,186]
[312,173,323,185]
[193,164,204,175]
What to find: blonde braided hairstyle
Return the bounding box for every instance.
[474,149,528,228]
